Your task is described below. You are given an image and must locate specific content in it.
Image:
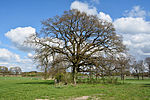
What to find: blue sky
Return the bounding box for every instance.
[0,0,150,72]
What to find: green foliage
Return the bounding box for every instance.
[55,73,64,83]
[54,73,72,84]
[62,73,72,84]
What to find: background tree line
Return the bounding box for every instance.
[0,66,22,76]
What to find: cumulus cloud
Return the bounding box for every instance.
[0,48,35,72]
[114,17,150,34]
[5,27,36,52]
[123,33,150,56]
[113,5,150,59]
[114,17,150,59]
[70,1,97,15]
[70,1,112,22]
[124,5,146,18]
[0,48,21,62]
[98,12,112,22]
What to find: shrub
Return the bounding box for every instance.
[54,73,72,84]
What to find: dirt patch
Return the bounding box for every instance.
[70,96,89,100]
[69,94,105,100]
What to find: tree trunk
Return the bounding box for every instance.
[142,73,144,80]
[135,70,139,80]
[121,74,124,80]
[121,73,125,84]
[121,74,123,80]
[149,65,150,78]
[44,65,48,80]
[137,74,139,80]
[72,67,76,85]
[120,68,124,80]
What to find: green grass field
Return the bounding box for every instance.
[0,77,150,100]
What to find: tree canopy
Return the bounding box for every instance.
[27,9,126,84]
[0,66,8,76]
[9,67,22,75]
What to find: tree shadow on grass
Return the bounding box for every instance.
[17,81,54,85]
[141,84,150,87]
[125,79,138,80]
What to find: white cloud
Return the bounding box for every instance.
[113,8,150,59]
[98,12,112,22]
[70,1,97,15]
[5,27,36,52]
[114,17,150,34]
[123,33,150,48]
[114,17,150,59]
[0,48,21,62]
[122,33,150,60]
[113,5,150,59]
[0,48,35,72]
[124,5,146,18]
[70,1,112,22]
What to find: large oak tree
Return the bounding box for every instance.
[28,9,125,84]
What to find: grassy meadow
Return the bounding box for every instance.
[0,77,150,100]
